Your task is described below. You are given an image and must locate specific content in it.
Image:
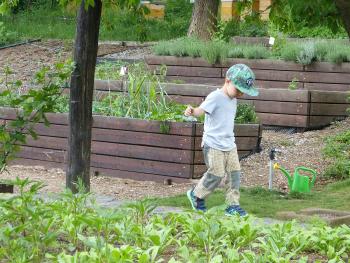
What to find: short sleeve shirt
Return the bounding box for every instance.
[199,89,237,151]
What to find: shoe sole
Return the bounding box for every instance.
[187,190,196,210]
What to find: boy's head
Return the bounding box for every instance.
[225,64,259,97]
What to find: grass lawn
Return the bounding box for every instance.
[147,179,350,218]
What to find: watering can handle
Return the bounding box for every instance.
[295,167,317,187]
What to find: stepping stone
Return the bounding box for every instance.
[276,208,350,226]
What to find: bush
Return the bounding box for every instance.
[0,22,18,47]
[296,42,316,65]
[243,44,270,59]
[323,130,350,179]
[235,103,258,124]
[201,41,229,64]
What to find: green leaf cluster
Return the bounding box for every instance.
[0,178,349,262]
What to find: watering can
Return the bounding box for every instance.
[273,163,317,193]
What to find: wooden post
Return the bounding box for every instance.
[66,0,102,193]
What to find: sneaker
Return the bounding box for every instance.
[225,205,247,217]
[187,189,206,211]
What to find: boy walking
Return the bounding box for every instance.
[184,64,259,216]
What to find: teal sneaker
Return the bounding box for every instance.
[225,205,247,217]
[187,189,206,211]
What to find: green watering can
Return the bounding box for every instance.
[274,163,317,193]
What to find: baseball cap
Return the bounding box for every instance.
[226,64,259,96]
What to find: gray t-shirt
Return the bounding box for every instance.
[199,89,237,151]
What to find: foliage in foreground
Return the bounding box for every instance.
[0,178,349,262]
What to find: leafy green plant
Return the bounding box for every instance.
[243,44,270,59]
[288,77,299,90]
[1,179,350,262]
[0,61,73,173]
[323,130,350,179]
[235,103,258,124]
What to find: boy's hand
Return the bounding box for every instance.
[184,105,194,116]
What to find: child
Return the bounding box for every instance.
[184,64,259,216]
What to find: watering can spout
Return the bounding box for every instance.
[274,163,293,188]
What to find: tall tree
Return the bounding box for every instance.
[66,0,102,193]
[334,0,350,38]
[187,0,220,40]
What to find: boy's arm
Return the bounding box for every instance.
[184,105,205,117]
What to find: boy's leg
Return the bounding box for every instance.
[189,147,225,206]
[224,148,247,216]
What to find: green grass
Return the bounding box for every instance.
[148,179,350,218]
[0,7,189,42]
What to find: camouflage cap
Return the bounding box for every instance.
[226,64,259,96]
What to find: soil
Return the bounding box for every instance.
[1,40,349,201]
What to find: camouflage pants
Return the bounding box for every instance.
[193,145,241,205]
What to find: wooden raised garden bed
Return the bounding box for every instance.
[0,107,261,182]
[145,55,350,92]
[94,80,350,129]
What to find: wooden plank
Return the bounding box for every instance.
[241,89,309,102]
[23,136,193,164]
[92,115,194,135]
[194,150,252,164]
[221,59,303,71]
[1,107,195,136]
[310,90,350,103]
[309,116,347,128]
[195,123,260,136]
[10,158,65,170]
[29,123,193,149]
[194,137,259,151]
[94,79,123,91]
[90,154,192,178]
[255,80,303,90]
[310,103,350,116]
[304,62,350,73]
[166,76,223,85]
[162,83,217,96]
[240,99,309,115]
[145,55,214,67]
[90,167,191,183]
[16,146,192,178]
[305,83,350,92]
[222,69,305,82]
[10,158,190,183]
[257,113,309,127]
[150,65,222,78]
[304,71,350,84]
[169,95,204,105]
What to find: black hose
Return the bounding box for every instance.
[0,38,41,50]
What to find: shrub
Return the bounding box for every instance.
[228,46,245,58]
[296,42,316,65]
[200,41,229,64]
[278,42,300,62]
[235,103,258,124]
[243,44,270,59]
[323,130,350,179]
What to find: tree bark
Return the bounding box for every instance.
[187,0,220,40]
[334,0,350,38]
[66,0,102,193]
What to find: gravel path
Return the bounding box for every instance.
[1,40,349,201]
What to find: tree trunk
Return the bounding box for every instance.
[66,0,102,193]
[187,0,220,40]
[334,0,350,38]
